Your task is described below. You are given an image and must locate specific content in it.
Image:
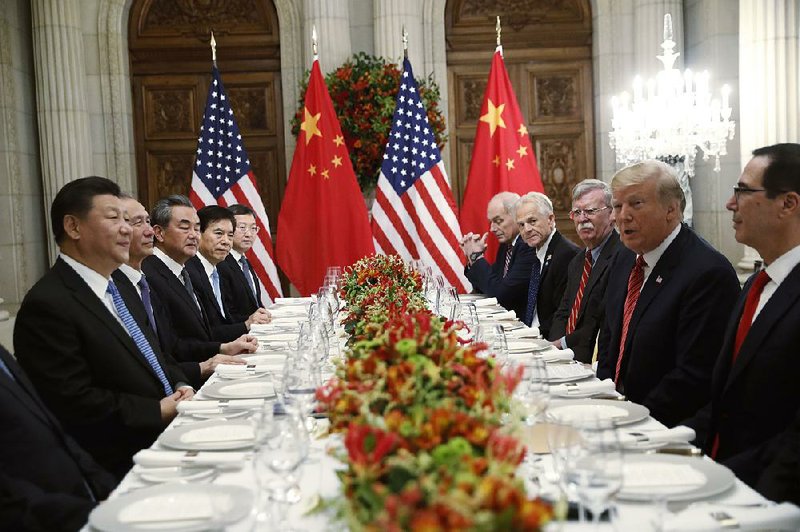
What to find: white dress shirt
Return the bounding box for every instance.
[751,243,800,323]
[197,252,225,318]
[59,253,126,330]
[640,223,682,291]
[118,263,143,298]
[229,249,245,272]
[530,230,555,328]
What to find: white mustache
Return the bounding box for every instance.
[577,222,594,231]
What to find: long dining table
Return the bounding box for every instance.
[86,296,800,531]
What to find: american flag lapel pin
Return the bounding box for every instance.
[656,275,663,284]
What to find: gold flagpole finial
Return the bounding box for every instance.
[312,25,318,60]
[402,25,408,58]
[210,31,217,65]
[495,16,503,56]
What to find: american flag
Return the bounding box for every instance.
[189,66,283,302]
[372,58,471,292]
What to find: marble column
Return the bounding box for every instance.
[303,0,352,74]
[373,0,424,71]
[737,0,799,269]
[31,0,93,262]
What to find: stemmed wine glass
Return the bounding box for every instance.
[474,324,509,365]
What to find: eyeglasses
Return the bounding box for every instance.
[236,224,260,234]
[732,185,767,201]
[569,206,610,220]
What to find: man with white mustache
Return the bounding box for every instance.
[549,179,620,363]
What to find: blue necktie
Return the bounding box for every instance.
[0,356,15,381]
[106,280,173,395]
[211,268,225,318]
[239,256,257,300]
[524,254,542,327]
[138,274,157,337]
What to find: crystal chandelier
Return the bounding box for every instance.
[609,14,735,176]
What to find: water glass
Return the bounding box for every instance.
[474,324,508,364]
[455,302,479,330]
[519,359,550,425]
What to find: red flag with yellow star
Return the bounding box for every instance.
[459,48,544,262]
[276,59,374,295]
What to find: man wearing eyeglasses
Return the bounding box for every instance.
[218,204,266,321]
[596,160,739,427]
[460,192,536,319]
[683,143,800,496]
[549,179,620,363]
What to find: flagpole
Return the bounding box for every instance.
[402,25,408,59]
[312,25,318,62]
[210,31,217,67]
[495,16,503,57]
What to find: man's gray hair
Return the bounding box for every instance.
[151,194,193,228]
[572,179,612,206]
[611,160,686,217]
[513,191,554,218]
[490,191,521,215]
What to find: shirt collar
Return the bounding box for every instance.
[229,249,243,262]
[587,230,614,263]
[536,230,555,265]
[59,253,111,301]
[764,243,800,287]
[118,263,143,286]
[153,247,185,279]
[196,252,216,278]
[642,223,681,270]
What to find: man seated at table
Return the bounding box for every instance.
[597,161,740,427]
[460,192,535,318]
[514,192,580,337]
[185,205,271,337]
[219,204,268,321]
[684,143,800,491]
[142,195,258,364]
[14,177,194,479]
[0,343,116,531]
[112,195,245,388]
[549,179,620,363]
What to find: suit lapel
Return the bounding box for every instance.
[540,231,560,283]
[0,351,58,427]
[724,264,800,391]
[154,259,206,324]
[188,259,225,323]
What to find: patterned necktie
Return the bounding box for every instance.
[614,255,646,385]
[210,268,225,317]
[239,256,258,300]
[502,245,513,278]
[106,280,173,396]
[180,268,200,310]
[566,249,593,335]
[523,254,542,327]
[138,274,157,337]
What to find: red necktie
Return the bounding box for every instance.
[710,270,770,459]
[614,255,646,384]
[566,250,592,334]
[502,245,513,278]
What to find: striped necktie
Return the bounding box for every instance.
[523,254,542,327]
[138,274,157,337]
[106,280,173,396]
[210,268,225,318]
[502,245,513,278]
[614,255,646,385]
[566,250,593,334]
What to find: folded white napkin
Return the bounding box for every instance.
[118,493,215,524]
[551,378,615,397]
[474,297,498,307]
[214,364,272,378]
[180,424,254,444]
[622,463,706,491]
[535,348,575,363]
[663,503,800,531]
[176,399,263,414]
[133,449,247,470]
[618,425,696,447]
[488,310,517,321]
[506,327,541,339]
[273,297,313,305]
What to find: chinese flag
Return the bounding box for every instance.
[276,59,374,295]
[459,49,545,262]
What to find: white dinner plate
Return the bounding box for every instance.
[89,484,252,531]
[133,465,217,484]
[507,339,555,353]
[253,332,296,342]
[202,378,276,400]
[547,399,650,425]
[543,363,596,383]
[158,420,255,451]
[617,454,735,501]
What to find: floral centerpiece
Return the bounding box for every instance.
[291,53,448,193]
[315,255,553,530]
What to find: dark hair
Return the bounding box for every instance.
[228,204,255,217]
[151,195,193,228]
[752,143,800,197]
[51,176,121,244]
[198,205,236,233]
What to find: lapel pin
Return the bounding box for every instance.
[656,276,663,284]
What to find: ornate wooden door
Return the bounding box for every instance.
[445,0,594,243]
[128,0,285,238]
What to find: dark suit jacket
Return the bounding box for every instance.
[756,405,800,505]
[0,345,116,531]
[549,231,621,363]
[218,253,263,322]
[185,255,247,342]
[597,224,740,427]
[14,258,187,479]
[530,230,581,338]
[684,263,800,489]
[111,270,203,388]
[142,254,222,362]
[464,237,535,318]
